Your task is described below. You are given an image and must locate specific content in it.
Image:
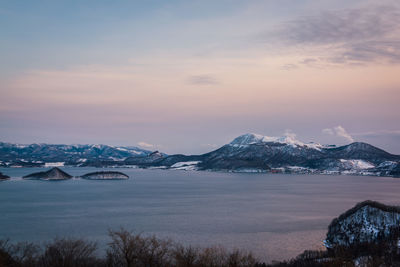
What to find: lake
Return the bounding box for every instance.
[1,167,400,262]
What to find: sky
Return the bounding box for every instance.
[1,0,400,154]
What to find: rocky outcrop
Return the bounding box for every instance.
[81,171,129,180]
[0,172,10,180]
[23,167,72,180]
[324,200,400,248]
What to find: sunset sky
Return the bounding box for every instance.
[1,0,400,154]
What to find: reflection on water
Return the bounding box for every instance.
[1,167,400,262]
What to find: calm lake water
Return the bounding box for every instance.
[1,167,400,262]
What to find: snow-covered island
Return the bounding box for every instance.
[80,171,129,180]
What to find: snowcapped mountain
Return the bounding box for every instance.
[0,142,153,167]
[229,133,326,150]
[1,133,399,177]
[129,133,400,176]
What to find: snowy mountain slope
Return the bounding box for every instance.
[0,142,153,167]
[141,133,400,175]
[1,133,399,176]
[229,133,326,150]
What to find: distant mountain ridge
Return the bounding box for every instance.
[0,142,153,167]
[1,134,399,177]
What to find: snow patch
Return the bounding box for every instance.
[15,144,27,149]
[230,168,268,173]
[114,146,144,155]
[44,162,65,167]
[171,161,201,168]
[108,157,127,161]
[173,165,198,171]
[340,159,375,169]
[115,147,129,152]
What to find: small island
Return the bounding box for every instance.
[0,172,10,181]
[23,167,72,181]
[80,171,129,180]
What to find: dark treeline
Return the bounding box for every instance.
[2,228,400,267]
[0,228,259,267]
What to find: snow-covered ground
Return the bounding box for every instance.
[170,161,201,170]
[171,161,201,168]
[325,204,400,248]
[340,159,374,169]
[44,162,65,167]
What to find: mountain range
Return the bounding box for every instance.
[1,133,399,177]
[0,142,153,167]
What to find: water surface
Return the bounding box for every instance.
[1,167,400,262]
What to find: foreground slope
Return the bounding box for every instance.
[325,200,400,248]
[273,200,400,266]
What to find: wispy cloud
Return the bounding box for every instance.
[283,129,298,140]
[281,64,298,71]
[188,75,219,85]
[275,3,400,65]
[323,126,354,142]
[138,141,154,148]
[352,129,400,138]
[322,128,334,135]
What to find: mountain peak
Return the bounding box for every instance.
[229,133,323,150]
[345,142,377,149]
[229,133,266,146]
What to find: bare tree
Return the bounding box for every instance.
[2,231,261,267]
[140,235,172,267]
[40,238,99,267]
[227,249,257,267]
[173,245,200,267]
[8,241,41,267]
[197,246,227,267]
[107,228,172,267]
[0,239,17,267]
[107,228,141,267]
